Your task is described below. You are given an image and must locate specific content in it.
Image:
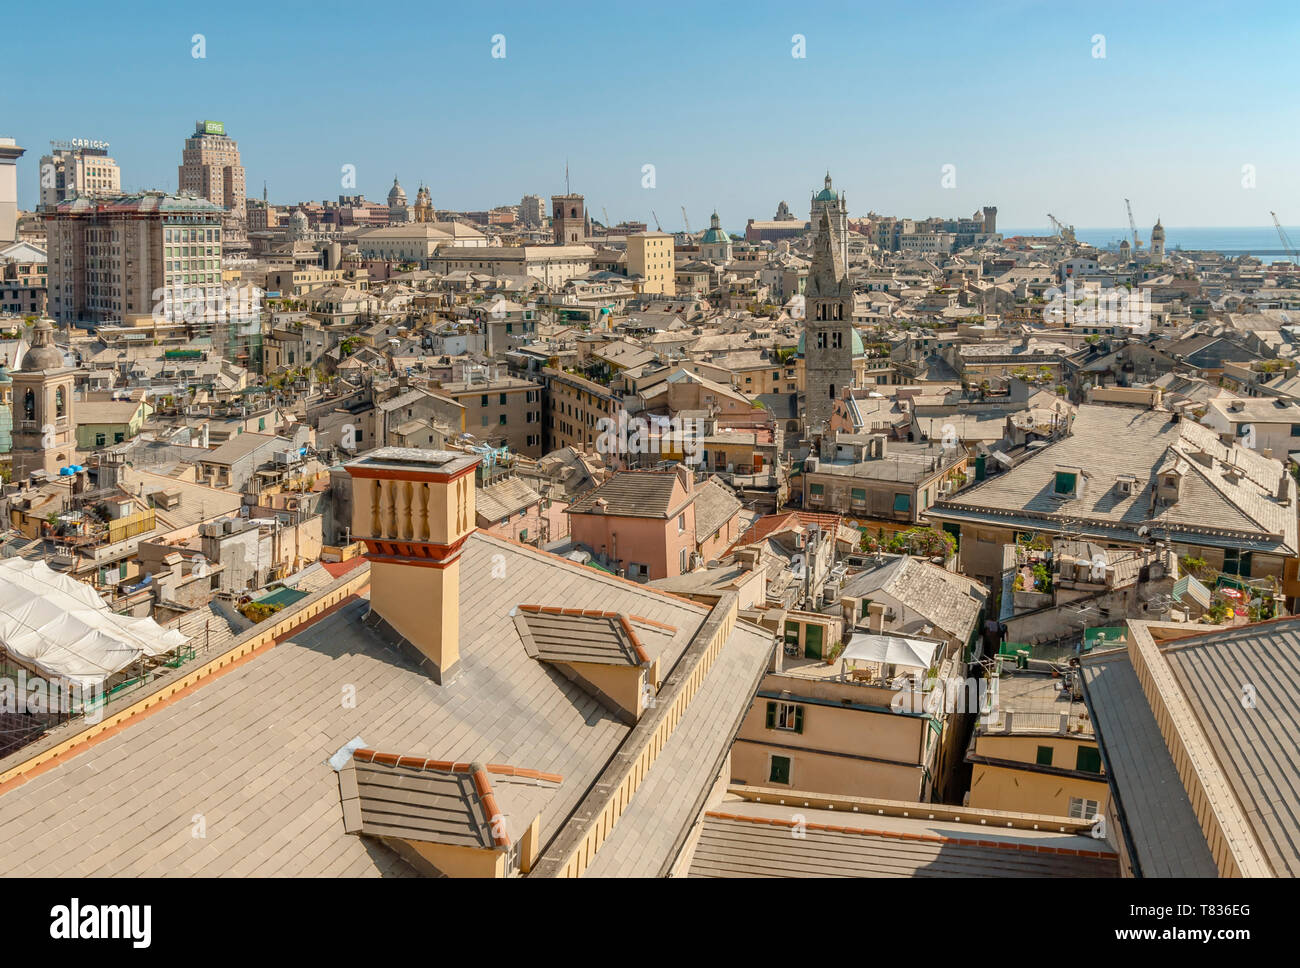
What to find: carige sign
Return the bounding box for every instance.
[50,138,109,151]
[202,120,225,135]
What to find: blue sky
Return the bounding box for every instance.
[4,0,1297,231]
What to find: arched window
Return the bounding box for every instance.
[55,387,66,418]
[23,389,34,421]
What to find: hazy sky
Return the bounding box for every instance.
[5,0,1297,231]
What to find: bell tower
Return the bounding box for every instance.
[11,319,75,479]
[803,209,855,434]
[345,448,481,684]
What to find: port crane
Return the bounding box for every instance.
[651,210,663,231]
[681,206,693,235]
[1270,211,1297,263]
[1125,199,1143,251]
[1047,214,1075,243]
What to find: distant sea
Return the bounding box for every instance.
[1002,226,1300,260]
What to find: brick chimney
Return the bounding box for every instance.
[345,448,481,683]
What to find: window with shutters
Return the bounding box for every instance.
[765,700,804,733]
[769,755,791,785]
[1075,745,1102,773]
[1036,745,1054,766]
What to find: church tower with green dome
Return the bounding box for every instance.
[810,171,848,267]
[699,210,732,262]
[803,208,855,434]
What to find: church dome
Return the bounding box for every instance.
[387,177,407,206]
[291,208,309,226]
[700,211,729,245]
[22,320,64,371]
[814,172,839,203]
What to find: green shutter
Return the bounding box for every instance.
[1076,745,1102,773]
[1036,745,1054,766]
[765,701,776,729]
[893,493,911,512]
[793,705,804,734]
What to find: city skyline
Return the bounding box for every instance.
[4,0,1298,230]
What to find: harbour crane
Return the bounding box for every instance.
[651,210,663,231]
[1125,199,1143,250]
[602,206,611,234]
[681,206,692,235]
[1270,211,1297,263]
[1047,214,1075,242]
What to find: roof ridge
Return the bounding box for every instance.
[471,531,709,612]
[704,811,1117,859]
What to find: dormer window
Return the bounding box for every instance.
[1053,469,1079,497]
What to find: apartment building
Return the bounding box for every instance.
[803,434,966,537]
[627,232,674,295]
[44,191,226,325]
[543,365,623,454]
[439,367,544,457]
[966,668,1109,820]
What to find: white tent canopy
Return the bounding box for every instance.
[0,558,188,689]
[841,633,941,671]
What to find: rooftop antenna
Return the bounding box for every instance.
[565,160,570,196]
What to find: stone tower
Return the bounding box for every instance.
[981,206,998,236]
[810,172,848,267]
[803,208,856,434]
[11,319,76,478]
[551,193,585,244]
[1151,218,1165,263]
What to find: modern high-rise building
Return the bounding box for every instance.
[44,191,226,326]
[179,120,246,251]
[38,141,121,211]
[0,138,25,244]
[520,194,545,227]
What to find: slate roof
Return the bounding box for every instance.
[476,476,540,522]
[693,478,742,541]
[0,532,772,877]
[340,752,561,848]
[687,801,1118,877]
[1159,619,1300,876]
[929,405,1299,554]
[840,555,987,640]
[1080,649,1220,877]
[513,605,657,666]
[567,469,690,518]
